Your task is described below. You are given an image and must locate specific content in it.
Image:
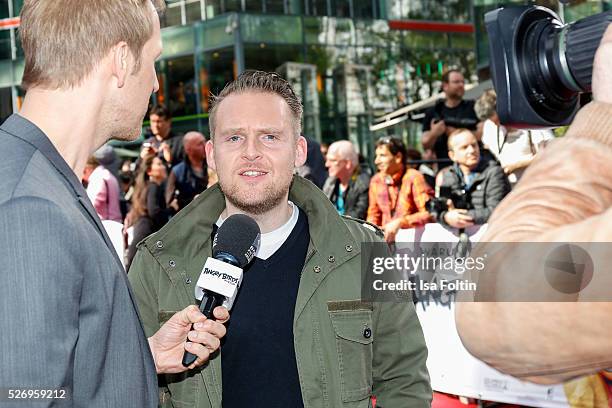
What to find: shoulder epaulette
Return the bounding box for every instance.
[341,215,385,239]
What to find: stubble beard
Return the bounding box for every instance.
[219,174,293,216]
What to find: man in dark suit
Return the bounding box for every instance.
[323,140,370,220]
[0,1,227,406]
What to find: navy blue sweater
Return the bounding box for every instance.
[221,209,309,408]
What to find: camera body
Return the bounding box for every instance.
[428,185,471,214]
[486,6,612,127]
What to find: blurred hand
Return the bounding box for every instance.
[148,305,229,374]
[444,199,474,228]
[592,24,612,104]
[140,145,157,160]
[383,218,403,243]
[430,119,446,137]
[160,142,172,164]
[169,198,179,212]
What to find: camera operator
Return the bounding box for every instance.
[422,70,479,162]
[455,25,612,384]
[431,129,511,229]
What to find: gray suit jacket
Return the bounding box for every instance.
[0,115,157,407]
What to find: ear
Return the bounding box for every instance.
[294,135,307,167]
[205,140,216,171]
[111,42,130,88]
[394,153,403,165]
[448,150,455,161]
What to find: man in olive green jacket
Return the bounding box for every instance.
[129,71,431,408]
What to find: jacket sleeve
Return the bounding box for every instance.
[366,178,382,226]
[399,171,433,228]
[348,183,370,220]
[456,102,612,383]
[0,197,82,408]
[165,170,177,207]
[372,301,432,406]
[128,244,161,338]
[467,165,510,224]
[147,183,173,226]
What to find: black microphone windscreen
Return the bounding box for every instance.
[213,214,261,267]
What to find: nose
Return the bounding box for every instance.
[242,135,262,161]
[153,75,160,94]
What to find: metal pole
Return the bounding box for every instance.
[232,14,245,76]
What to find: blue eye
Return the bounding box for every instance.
[263,134,276,141]
[229,135,241,142]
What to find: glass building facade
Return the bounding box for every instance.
[0,0,608,153]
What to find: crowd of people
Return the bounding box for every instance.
[81,67,554,267]
[4,1,611,406]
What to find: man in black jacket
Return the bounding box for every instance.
[323,140,370,220]
[434,129,511,228]
[141,104,185,167]
[165,131,208,210]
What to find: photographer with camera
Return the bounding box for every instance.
[431,129,511,229]
[422,70,480,162]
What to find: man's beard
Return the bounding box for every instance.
[219,177,293,215]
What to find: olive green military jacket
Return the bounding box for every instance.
[129,176,432,408]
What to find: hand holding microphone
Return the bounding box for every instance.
[181,214,260,367]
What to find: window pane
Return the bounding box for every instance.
[330,0,350,17]
[240,14,303,44]
[287,0,304,14]
[353,1,374,19]
[200,15,234,49]
[308,0,328,16]
[244,0,263,12]
[204,0,223,18]
[264,0,285,14]
[185,0,202,23]
[0,31,10,60]
[200,47,236,112]
[224,0,242,12]
[0,0,8,18]
[166,56,198,117]
[161,25,195,58]
[163,2,183,27]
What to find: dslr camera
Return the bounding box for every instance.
[427,185,471,215]
[486,5,612,127]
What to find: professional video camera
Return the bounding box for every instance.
[486,5,612,128]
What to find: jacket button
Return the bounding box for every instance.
[185,278,192,285]
[313,266,322,273]
[345,245,353,252]
[363,328,372,339]
[169,260,176,268]
[328,256,335,263]
[156,240,164,249]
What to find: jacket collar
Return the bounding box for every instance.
[1,114,85,197]
[143,175,361,312]
[0,114,121,266]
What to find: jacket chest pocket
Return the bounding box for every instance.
[329,309,374,402]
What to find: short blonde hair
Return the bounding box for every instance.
[474,89,497,121]
[209,70,303,139]
[20,0,165,90]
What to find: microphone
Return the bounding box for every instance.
[182,214,260,367]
